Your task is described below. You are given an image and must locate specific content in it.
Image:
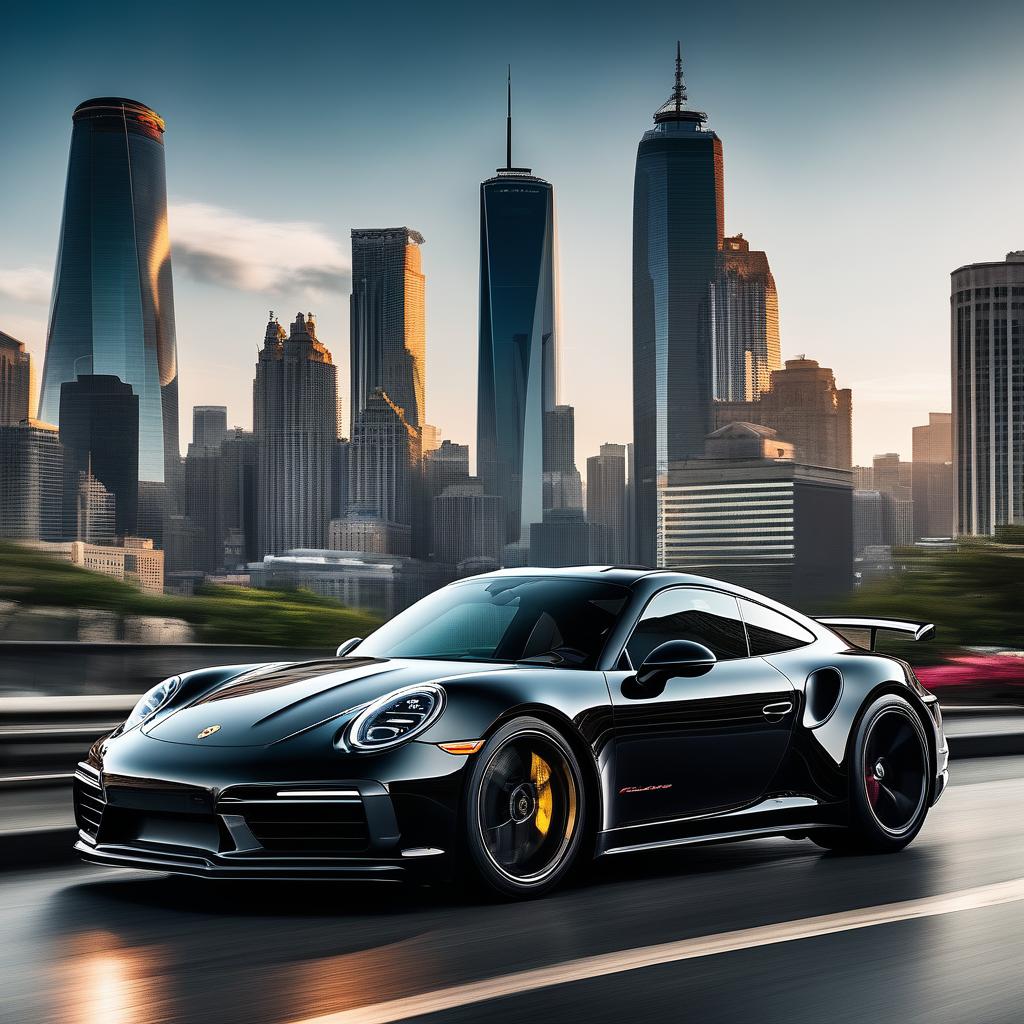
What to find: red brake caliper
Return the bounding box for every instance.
[865,762,881,806]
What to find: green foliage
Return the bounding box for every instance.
[838,528,1024,658]
[0,542,381,647]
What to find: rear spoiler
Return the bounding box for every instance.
[813,617,936,650]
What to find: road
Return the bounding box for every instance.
[3,756,1024,1024]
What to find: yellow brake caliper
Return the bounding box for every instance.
[531,751,553,836]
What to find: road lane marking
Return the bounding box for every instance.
[288,876,1024,1024]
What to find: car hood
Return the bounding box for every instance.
[143,657,506,747]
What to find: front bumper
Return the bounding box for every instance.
[73,761,451,880]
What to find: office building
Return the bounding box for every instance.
[853,466,874,490]
[587,443,628,564]
[658,422,853,605]
[220,428,257,569]
[712,235,782,402]
[38,98,180,509]
[347,388,421,531]
[529,508,591,568]
[542,405,583,512]
[58,375,139,536]
[192,406,228,450]
[70,471,116,544]
[254,312,338,555]
[28,536,163,594]
[349,228,426,433]
[952,252,1024,534]
[477,74,559,550]
[872,452,912,497]
[0,331,31,426]
[250,549,450,618]
[912,412,954,539]
[183,439,224,572]
[853,489,885,556]
[329,514,411,557]
[432,482,504,565]
[714,357,852,470]
[418,439,470,558]
[632,45,725,564]
[0,421,64,541]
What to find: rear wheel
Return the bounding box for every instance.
[811,693,931,854]
[463,717,586,898]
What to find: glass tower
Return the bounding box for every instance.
[349,228,426,433]
[477,74,559,548]
[38,97,179,494]
[632,46,724,565]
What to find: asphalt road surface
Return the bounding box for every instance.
[3,756,1024,1024]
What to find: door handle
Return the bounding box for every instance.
[762,701,793,719]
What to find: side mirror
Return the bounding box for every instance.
[336,637,363,658]
[637,639,717,683]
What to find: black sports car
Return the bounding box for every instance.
[74,567,948,897]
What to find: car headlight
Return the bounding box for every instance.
[348,684,445,752]
[124,676,181,732]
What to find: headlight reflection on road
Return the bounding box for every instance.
[55,931,169,1024]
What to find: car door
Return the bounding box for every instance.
[607,586,796,827]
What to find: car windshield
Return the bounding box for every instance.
[356,577,631,669]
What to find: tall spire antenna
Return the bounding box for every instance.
[674,40,684,113]
[505,64,512,170]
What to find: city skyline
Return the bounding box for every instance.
[4,3,1023,469]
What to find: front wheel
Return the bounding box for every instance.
[462,717,587,898]
[811,693,932,854]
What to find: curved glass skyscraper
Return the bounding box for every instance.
[632,47,724,565]
[477,76,559,548]
[39,97,179,493]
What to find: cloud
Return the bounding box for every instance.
[0,267,51,305]
[169,200,350,296]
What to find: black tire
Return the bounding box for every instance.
[811,693,932,854]
[462,716,587,899]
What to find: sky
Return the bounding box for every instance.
[2,0,1024,469]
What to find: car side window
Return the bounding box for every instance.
[626,588,749,667]
[738,598,816,656]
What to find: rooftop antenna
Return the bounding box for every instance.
[674,40,684,113]
[505,64,512,170]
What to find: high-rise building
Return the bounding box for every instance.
[853,466,874,490]
[587,443,628,564]
[254,313,337,556]
[192,406,228,450]
[58,375,139,536]
[347,388,421,530]
[712,235,782,402]
[632,45,725,565]
[952,253,1024,535]
[349,228,426,433]
[0,331,31,426]
[418,439,470,558]
[542,404,583,512]
[220,428,257,569]
[183,440,224,572]
[530,508,592,568]
[0,421,65,541]
[432,482,505,566]
[38,98,179,505]
[713,358,853,470]
[477,73,559,550]
[872,452,912,496]
[658,422,853,605]
[853,489,885,556]
[71,471,116,544]
[912,412,954,540]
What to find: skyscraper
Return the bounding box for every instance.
[587,443,628,564]
[192,406,228,450]
[58,375,139,536]
[542,404,583,512]
[713,357,853,470]
[712,235,782,402]
[0,331,31,426]
[38,98,179,500]
[350,228,426,433]
[632,45,725,565]
[432,482,504,566]
[477,71,559,549]
[254,313,337,555]
[952,253,1024,534]
[0,421,64,541]
[912,412,954,540]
